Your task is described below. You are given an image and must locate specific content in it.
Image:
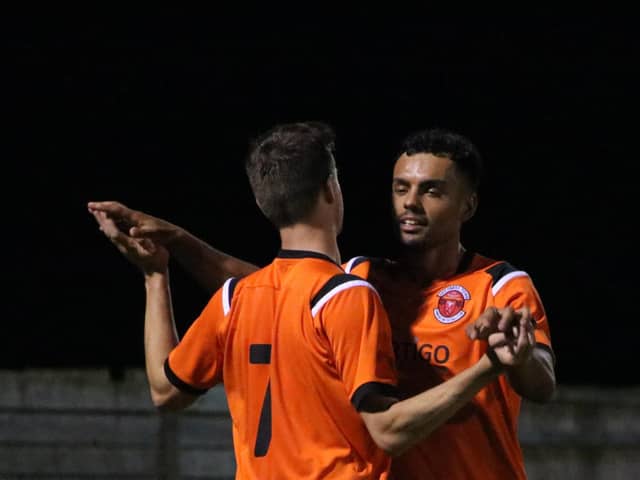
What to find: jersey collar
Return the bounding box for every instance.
[277,249,339,265]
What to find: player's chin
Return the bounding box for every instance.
[400,234,427,249]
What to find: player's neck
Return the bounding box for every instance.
[403,240,465,284]
[279,224,341,265]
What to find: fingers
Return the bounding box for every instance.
[130,216,179,243]
[514,315,529,354]
[88,201,140,228]
[88,202,179,246]
[497,306,519,333]
[129,219,169,239]
[489,331,518,366]
[470,306,520,341]
[466,307,500,340]
[138,238,156,254]
[517,314,536,355]
[514,306,536,353]
[129,225,155,238]
[87,201,128,215]
[89,202,170,274]
[89,201,147,236]
[469,305,538,345]
[91,210,120,239]
[465,323,479,340]
[494,316,535,367]
[517,306,536,328]
[91,210,143,256]
[488,332,510,348]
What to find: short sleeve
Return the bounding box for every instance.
[165,280,235,394]
[492,273,554,361]
[315,275,398,410]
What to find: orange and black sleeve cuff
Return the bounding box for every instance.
[164,358,209,396]
[351,382,399,411]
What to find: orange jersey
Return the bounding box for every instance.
[166,250,398,479]
[343,252,554,480]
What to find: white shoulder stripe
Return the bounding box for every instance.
[222,278,235,315]
[492,271,529,296]
[344,256,366,273]
[311,280,379,318]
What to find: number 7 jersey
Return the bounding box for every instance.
[165,250,398,479]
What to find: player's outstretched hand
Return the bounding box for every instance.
[88,201,169,275]
[87,201,182,245]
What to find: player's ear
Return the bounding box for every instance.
[462,192,478,222]
[322,174,339,204]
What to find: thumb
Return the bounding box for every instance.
[138,238,156,253]
[130,226,150,238]
[466,323,479,340]
[470,307,500,340]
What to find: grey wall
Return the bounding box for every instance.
[1,369,638,479]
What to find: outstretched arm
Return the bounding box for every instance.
[88,201,259,294]
[360,352,502,457]
[89,209,197,410]
[159,225,259,295]
[360,307,531,457]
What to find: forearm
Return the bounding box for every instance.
[507,346,556,403]
[169,229,259,295]
[371,355,500,456]
[144,271,179,405]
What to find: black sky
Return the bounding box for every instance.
[6,10,639,386]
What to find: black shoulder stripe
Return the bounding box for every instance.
[486,262,519,286]
[345,256,370,273]
[222,277,239,315]
[351,256,369,269]
[227,277,238,300]
[164,359,208,396]
[310,273,363,311]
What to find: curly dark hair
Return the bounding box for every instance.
[400,128,483,191]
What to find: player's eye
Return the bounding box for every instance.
[423,187,443,197]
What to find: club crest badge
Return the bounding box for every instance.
[434,285,470,324]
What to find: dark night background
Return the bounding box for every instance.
[6,10,638,387]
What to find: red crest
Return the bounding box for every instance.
[434,285,471,324]
[438,291,465,317]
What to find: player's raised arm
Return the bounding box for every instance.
[88,200,260,293]
[88,207,197,410]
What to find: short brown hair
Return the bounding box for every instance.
[246,121,336,228]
